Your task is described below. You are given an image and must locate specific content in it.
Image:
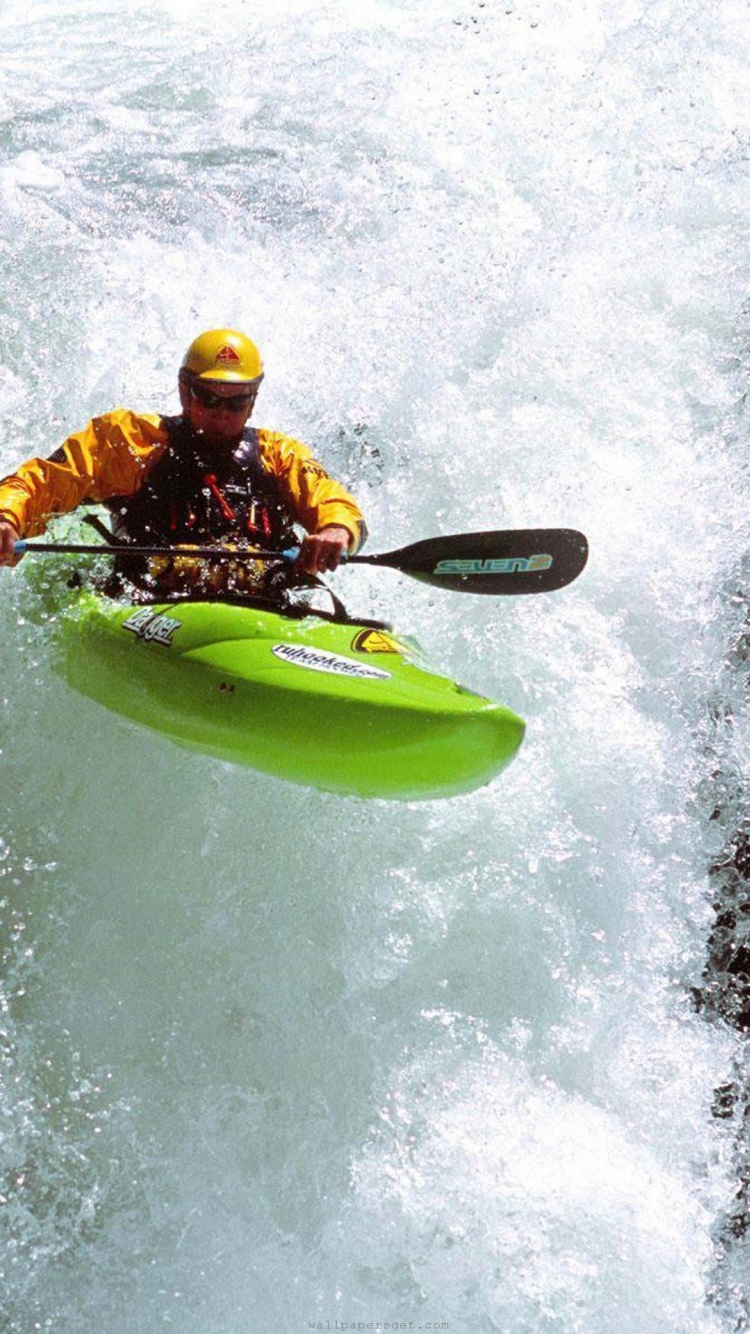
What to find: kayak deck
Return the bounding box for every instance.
[58,594,525,799]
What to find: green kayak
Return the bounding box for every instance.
[58,592,525,799]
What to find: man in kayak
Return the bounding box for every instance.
[0,328,366,599]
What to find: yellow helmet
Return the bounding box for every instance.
[180,328,264,386]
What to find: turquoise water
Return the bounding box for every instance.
[2,1,750,1329]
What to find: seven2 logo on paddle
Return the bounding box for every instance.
[433,554,552,574]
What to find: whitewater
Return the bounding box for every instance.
[2,0,750,1329]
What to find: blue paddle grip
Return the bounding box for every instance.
[280,546,349,564]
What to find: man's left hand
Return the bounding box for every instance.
[295,525,352,575]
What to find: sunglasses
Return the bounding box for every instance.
[189,383,256,412]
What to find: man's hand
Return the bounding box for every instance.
[0,521,20,566]
[295,525,352,575]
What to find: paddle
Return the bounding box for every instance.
[346,528,588,595]
[12,527,588,595]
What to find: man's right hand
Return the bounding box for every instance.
[0,521,20,565]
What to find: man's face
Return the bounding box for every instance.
[181,377,257,447]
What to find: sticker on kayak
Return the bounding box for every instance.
[122,608,182,646]
[351,629,403,654]
[272,644,391,680]
[434,554,553,575]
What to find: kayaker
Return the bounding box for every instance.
[0,328,366,599]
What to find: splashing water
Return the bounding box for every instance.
[2,1,750,1330]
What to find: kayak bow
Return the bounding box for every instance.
[57,593,525,800]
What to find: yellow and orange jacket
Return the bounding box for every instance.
[0,409,366,549]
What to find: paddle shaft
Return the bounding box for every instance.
[13,540,291,560]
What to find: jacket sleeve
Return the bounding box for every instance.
[261,430,367,552]
[0,410,169,537]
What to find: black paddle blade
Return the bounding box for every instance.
[358,528,589,594]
